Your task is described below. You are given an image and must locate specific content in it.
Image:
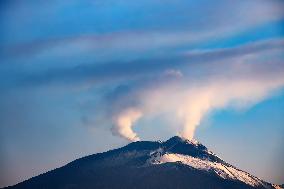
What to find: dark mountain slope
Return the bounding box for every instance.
[3,136,278,189]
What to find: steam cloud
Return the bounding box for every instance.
[112,108,143,141]
[112,77,284,141]
[110,50,284,141]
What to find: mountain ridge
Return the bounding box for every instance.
[3,136,282,189]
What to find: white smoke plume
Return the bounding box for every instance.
[176,77,284,139]
[111,61,284,141]
[112,108,143,141]
[109,41,284,141]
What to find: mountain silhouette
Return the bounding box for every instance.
[3,136,282,189]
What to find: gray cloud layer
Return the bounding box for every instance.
[2,39,282,90]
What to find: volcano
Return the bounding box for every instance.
[4,136,282,189]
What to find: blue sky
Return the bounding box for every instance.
[0,0,284,187]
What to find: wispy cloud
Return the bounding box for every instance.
[3,39,282,89]
[1,0,283,62]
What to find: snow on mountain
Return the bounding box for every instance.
[149,152,270,188]
[273,185,284,189]
[145,136,273,189]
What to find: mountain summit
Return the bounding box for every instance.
[4,136,282,189]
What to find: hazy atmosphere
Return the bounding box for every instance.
[0,0,284,187]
